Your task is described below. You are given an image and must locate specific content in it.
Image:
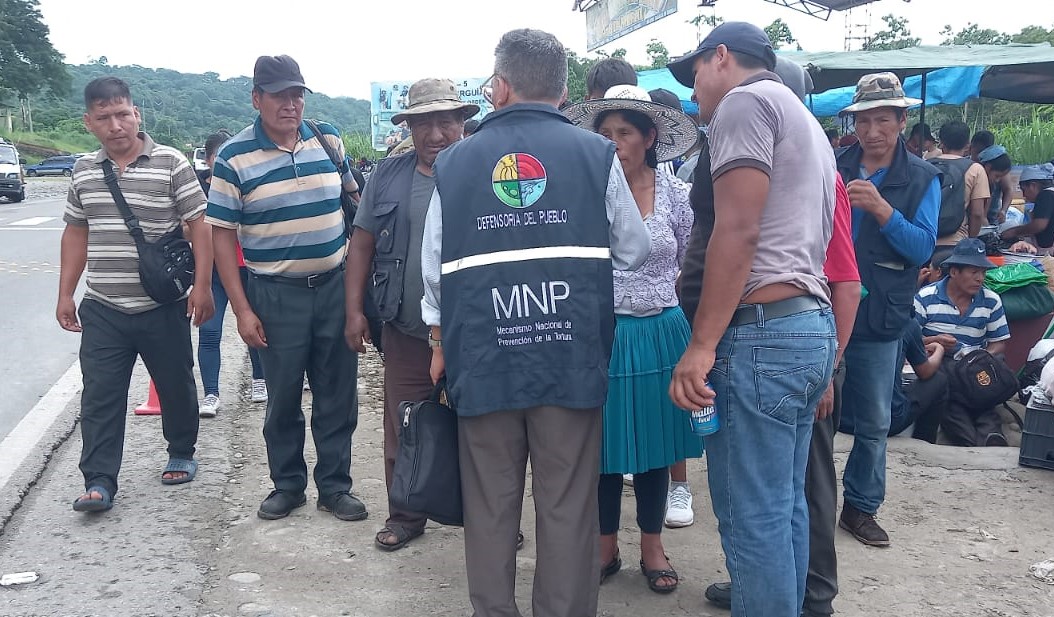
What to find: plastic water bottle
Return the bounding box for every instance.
[690,381,720,436]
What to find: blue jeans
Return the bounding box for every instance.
[707,307,836,617]
[198,267,263,396]
[840,338,900,515]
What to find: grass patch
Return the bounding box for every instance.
[993,115,1054,165]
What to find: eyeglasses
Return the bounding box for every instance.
[482,73,496,105]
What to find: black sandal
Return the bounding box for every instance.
[640,557,679,594]
[374,525,423,552]
[600,551,622,584]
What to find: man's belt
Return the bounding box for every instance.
[728,295,824,328]
[252,265,344,289]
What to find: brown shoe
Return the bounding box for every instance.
[839,501,890,547]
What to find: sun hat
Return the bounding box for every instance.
[562,85,699,162]
[839,72,922,116]
[390,78,480,126]
[977,144,1008,163]
[1020,163,1054,183]
[667,22,777,88]
[941,237,997,270]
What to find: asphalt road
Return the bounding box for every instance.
[0,178,83,442]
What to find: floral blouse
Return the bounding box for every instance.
[613,168,694,316]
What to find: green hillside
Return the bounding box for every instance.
[18,61,371,150]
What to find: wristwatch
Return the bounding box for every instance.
[428,331,442,349]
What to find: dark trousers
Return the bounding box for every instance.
[906,371,951,443]
[459,406,601,617]
[78,298,198,497]
[598,467,669,535]
[803,363,843,617]
[381,323,431,533]
[247,271,358,498]
[934,360,1004,446]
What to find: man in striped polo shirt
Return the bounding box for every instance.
[914,238,1011,446]
[205,55,366,522]
[59,77,215,513]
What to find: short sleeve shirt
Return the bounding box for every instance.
[914,279,1011,353]
[935,156,991,246]
[1030,188,1054,248]
[65,133,206,314]
[707,74,836,304]
[824,175,859,284]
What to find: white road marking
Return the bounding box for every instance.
[7,217,56,226]
[0,360,81,492]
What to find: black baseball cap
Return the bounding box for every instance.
[667,22,777,88]
[253,55,311,94]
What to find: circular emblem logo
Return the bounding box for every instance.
[977,371,991,387]
[492,153,547,208]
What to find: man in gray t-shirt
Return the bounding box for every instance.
[667,22,837,617]
[344,78,479,552]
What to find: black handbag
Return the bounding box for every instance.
[389,379,463,526]
[950,349,1019,410]
[305,119,358,232]
[101,160,195,304]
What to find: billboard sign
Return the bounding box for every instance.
[370,78,493,151]
[585,0,678,51]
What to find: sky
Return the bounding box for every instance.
[36,0,1047,101]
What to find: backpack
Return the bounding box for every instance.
[929,157,974,237]
[950,349,1019,411]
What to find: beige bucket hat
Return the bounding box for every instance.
[839,72,922,116]
[390,78,480,125]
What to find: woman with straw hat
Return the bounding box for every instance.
[564,85,701,594]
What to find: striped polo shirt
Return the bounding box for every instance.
[205,118,356,277]
[64,133,206,314]
[914,278,1011,353]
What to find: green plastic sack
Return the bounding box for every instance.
[984,263,1048,293]
[1000,283,1054,321]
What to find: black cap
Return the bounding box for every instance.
[667,22,777,88]
[253,55,311,94]
[941,238,997,270]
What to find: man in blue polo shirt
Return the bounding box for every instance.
[206,55,366,522]
[914,238,1011,447]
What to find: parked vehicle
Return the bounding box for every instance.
[192,147,208,172]
[24,155,76,177]
[0,141,26,202]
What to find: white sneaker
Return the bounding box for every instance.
[250,379,268,403]
[665,483,695,528]
[199,394,221,418]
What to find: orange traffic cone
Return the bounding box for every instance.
[134,380,162,416]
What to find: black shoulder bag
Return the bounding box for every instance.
[305,119,358,235]
[389,378,463,526]
[101,160,195,304]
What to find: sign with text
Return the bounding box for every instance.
[370,79,493,151]
[585,0,678,51]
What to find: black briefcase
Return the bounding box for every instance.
[390,379,463,526]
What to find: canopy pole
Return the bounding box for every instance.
[920,72,928,127]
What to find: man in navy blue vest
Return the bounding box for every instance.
[835,73,940,548]
[420,28,649,617]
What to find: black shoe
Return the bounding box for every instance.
[985,432,1008,447]
[257,490,306,520]
[704,581,732,609]
[839,501,890,547]
[317,492,368,521]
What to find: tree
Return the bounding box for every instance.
[863,14,920,51]
[0,0,69,98]
[1012,25,1054,45]
[939,23,1011,46]
[764,18,800,51]
[645,39,670,70]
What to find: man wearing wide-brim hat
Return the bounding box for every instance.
[345,77,478,552]
[914,236,1011,447]
[833,71,943,549]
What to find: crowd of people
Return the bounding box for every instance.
[55,21,1052,617]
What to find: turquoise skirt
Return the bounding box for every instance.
[600,306,704,474]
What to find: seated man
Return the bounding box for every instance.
[999,164,1054,250]
[914,238,1012,446]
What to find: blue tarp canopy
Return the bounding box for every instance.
[639,43,1054,117]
